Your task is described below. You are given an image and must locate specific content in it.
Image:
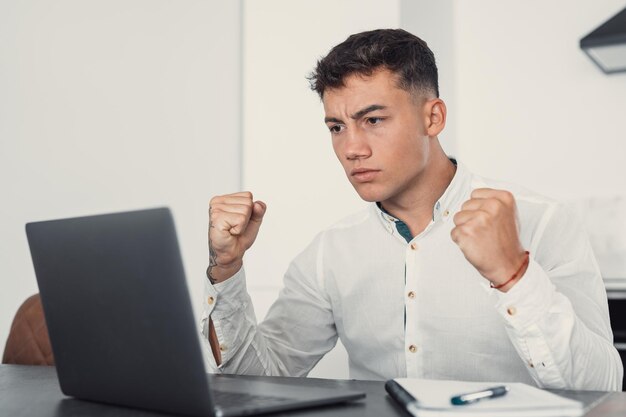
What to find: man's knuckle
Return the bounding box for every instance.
[500,190,514,203]
[478,196,492,210]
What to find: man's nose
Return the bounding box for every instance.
[344,129,372,161]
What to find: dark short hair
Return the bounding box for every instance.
[308,28,439,100]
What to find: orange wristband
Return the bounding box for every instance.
[490,251,530,290]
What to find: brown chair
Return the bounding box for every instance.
[2,294,54,365]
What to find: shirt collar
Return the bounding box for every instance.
[432,160,471,222]
[374,160,472,230]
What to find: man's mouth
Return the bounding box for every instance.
[350,168,380,183]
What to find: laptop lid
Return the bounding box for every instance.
[26,208,215,416]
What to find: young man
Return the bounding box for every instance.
[202,29,623,390]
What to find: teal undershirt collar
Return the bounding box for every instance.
[376,158,457,244]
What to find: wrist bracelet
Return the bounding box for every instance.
[490,251,530,290]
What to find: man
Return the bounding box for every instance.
[202,29,623,390]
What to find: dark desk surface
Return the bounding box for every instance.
[1,365,626,417]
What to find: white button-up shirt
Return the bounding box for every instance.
[201,162,623,390]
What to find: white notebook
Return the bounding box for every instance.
[394,378,584,417]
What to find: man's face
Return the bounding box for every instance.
[323,68,432,205]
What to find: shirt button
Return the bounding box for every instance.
[407,291,416,299]
[219,344,227,352]
[507,306,517,316]
[408,345,417,353]
[443,209,450,217]
[410,243,418,250]
[207,296,215,305]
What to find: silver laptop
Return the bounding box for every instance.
[26,207,365,417]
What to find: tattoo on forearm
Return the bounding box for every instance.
[207,247,218,285]
[207,209,218,284]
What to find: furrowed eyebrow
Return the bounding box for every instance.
[351,104,386,120]
[324,104,387,124]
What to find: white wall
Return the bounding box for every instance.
[401,0,457,157]
[455,0,626,200]
[0,0,242,358]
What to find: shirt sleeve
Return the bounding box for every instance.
[494,204,624,391]
[200,232,339,376]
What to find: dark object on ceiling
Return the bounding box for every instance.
[580,6,626,74]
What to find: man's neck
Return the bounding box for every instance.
[380,151,457,238]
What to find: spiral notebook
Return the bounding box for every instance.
[393,378,584,417]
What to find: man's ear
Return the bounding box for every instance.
[424,98,447,137]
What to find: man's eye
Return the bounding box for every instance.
[329,125,344,133]
[366,117,383,125]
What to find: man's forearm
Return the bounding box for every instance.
[498,260,623,390]
[207,260,243,284]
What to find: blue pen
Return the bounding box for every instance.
[450,385,509,405]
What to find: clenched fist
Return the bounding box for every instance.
[451,188,528,292]
[207,192,266,283]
